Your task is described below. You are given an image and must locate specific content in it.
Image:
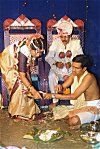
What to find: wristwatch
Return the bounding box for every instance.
[52,94,56,99]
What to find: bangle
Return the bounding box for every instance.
[60,84,63,90]
[28,85,32,91]
[52,94,56,99]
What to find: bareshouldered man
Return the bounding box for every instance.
[44,55,100,126]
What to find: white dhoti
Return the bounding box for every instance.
[76,100,100,124]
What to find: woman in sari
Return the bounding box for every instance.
[0,34,44,120]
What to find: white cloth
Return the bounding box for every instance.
[53,105,72,120]
[45,37,83,103]
[71,71,88,108]
[56,20,73,36]
[76,99,100,124]
[52,100,100,123]
[20,45,31,63]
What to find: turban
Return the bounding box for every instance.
[56,20,73,36]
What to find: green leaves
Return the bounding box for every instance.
[23,127,72,143]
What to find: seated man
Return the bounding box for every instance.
[44,54,100,126]
[45,20,83,109]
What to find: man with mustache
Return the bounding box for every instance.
[44,55,100,126]
[45,20,83,110]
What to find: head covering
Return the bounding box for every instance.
[18,34,44,51]
[56,20,73,36]
[29,34,44,51]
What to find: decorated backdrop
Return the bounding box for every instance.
[0,0,100,90]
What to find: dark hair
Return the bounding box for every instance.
[72,54,92,69]
[30,38,44,50]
